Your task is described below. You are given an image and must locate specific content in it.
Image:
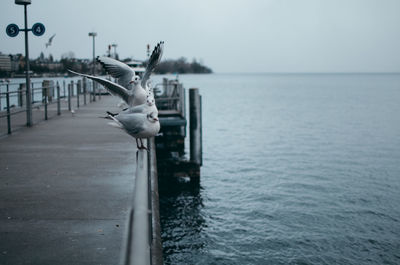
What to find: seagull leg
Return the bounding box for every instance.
[139,138,148,150]
[135,138,141,149]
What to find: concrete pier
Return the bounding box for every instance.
[0,96,138,265]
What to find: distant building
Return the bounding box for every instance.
[0,53,12,72]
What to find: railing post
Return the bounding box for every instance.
[89,81,92,103]
[44,86,48,120]
[18,83,25,107]
[189,88,202,166]
[6,84,11,134]
[31,82,35,104]
[57,81,61,115]
[77,80,81,108]
[83,77,87,105]
[63,80,66,98]
[92,81,96,102]
[68,83,71,111]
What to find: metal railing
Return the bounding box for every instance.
[122,138,163,265]
[0,78,102,136]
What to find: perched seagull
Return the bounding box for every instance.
[45,34,56,48]
[107,92,158,117]
[108,111,160,150]
[68,69,147,107]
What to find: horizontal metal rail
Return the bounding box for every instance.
[0,78,102,135]
[122,138,163,265]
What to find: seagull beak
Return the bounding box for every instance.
[154,117,159,121]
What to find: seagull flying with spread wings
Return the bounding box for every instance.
[69,41,164,108]
[45,34,56,48]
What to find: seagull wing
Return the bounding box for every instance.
[49,34,56,43]
[68,70,130,104]
[96,56,135,88]
[141,41,164,88]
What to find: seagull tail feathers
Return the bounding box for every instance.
[107,114,123,129]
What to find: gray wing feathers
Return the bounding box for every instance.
[96,56,135,88]
[141,41,164,87]
[68,70,130,103]
[116,114,145,135]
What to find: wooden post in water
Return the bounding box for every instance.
[189,88,202,166]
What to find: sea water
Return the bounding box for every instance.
[153,73,400,265]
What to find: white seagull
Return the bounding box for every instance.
[45,34,56,48]
[68,69,146,107]
[108,111,160,150]
[107,91,158,118]
[97,41,164,91]
[69,41,164,108]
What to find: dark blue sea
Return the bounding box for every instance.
[153,73,400,265]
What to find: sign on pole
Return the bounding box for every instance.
[6,24,20,37]
[32,23,45,36]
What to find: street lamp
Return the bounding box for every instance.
[88,32,97,75]
[111,43,117,59]
[8,0,45,126]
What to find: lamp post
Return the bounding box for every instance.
[22,1,32,126]
[111,43,117,59]
[7,0,45,126]
[88,32,97,75]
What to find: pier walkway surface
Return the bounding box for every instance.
[0,96,137,265]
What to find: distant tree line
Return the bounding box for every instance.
[154,57,212,74]
[1,52,212,77]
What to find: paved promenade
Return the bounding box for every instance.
[0,96,137,265]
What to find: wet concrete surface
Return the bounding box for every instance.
[0,96,137,265]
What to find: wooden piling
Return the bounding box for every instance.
[189,88,202,166]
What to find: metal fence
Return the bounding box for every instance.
[0,78,102,136]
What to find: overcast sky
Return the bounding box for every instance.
[1,0,399,73]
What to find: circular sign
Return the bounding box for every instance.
[32,23,45,36]
[6,23,20,37]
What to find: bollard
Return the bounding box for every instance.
[68,83,71,111]
[189,88,202,166]
[6,84,11,134]
[57,82,61,115]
